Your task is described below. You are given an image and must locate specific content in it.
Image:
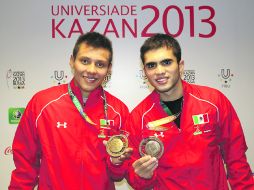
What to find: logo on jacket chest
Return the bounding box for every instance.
[56,121,67,128]
[98,119,115,138]
[192,113,211,136]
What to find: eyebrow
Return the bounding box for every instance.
[145,58,173,65]
[160,58,173,63]
[79,56,108,63]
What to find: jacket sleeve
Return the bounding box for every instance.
[218,93,254,190]
[9,99,41,190]
[125,112,157,190]
[106,156,129,181]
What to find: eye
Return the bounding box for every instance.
[96,61,107,68]
[161,59,172,66]
[145,62,156,69]
[81,58,90,65]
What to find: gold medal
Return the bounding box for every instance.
[106,134,128,157]
[139,136,164,159]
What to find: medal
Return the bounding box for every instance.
[106,134,128,157]
[139,136,164,159]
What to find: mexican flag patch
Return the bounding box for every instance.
[192,113,209,125]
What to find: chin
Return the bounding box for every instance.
[156,86,173,93]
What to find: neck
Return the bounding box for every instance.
[73,79,90,99]
[81,91,89,99]
[159,81,183,101]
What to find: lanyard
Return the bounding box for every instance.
[160,97,183,119]
[102,89,108,124]
[160,101,173,115]
[68,83,108,126]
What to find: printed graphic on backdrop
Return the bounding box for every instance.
[51,70,68,85]
[102,72,112,88]
[218,69,234,88]
[136,69,149,89]
[4,146,13,156]
[183,70,195,83]
[8,108,25,124]
[6,69,25,89]
[51,4,216,39]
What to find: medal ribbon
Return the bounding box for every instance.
[146,99,183,130]
[160,101,173,116]
[68,83,96,125]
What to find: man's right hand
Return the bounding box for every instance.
[132,155,158,179]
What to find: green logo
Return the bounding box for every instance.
[8,107,25,124]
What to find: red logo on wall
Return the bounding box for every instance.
[4,146,13,155]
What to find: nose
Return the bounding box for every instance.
[86,63,97,74]
[155,64,165,75]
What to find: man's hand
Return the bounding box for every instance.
[110,147,133,165]
[132,155,158,179]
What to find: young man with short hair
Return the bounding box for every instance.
[127,33,254,190]
[9,32,132,190]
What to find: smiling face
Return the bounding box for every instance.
[70,43,111,98]
[144,46,184,101]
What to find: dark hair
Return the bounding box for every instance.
[140,33,181,63]
[72,32,113,63]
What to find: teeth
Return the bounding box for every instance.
[83,76,96,82]
[88,78,95,81]
[157,78,166,82]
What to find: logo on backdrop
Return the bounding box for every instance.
[4,146,13,155]
[8,107,25,124]
[136,69,149,89]
[218,69,234,88]
[51,70,68,85]
[102,72,112,88]
[6,69,25,89]
[183,70,195,84]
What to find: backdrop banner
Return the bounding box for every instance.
[1,1,254,189]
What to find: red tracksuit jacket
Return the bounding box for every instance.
[127,80,254,190]
[9,79,129,190]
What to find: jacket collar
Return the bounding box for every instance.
[69,78,104,108]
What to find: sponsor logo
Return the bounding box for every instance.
[136,69,149,89]
[218,69,234,88]
[51,70,68,85]
[6,69,25,89]
[154,132,164,138]
[56,121,67,128]
[183,70,195,83]
[8,107,25,124]
[4,146,13,155]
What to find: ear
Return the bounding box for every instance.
[179,60,184,76]
[142,63,147,74]
[69,55,74,69]
[69,55,75,74]
[107,63,112,73]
